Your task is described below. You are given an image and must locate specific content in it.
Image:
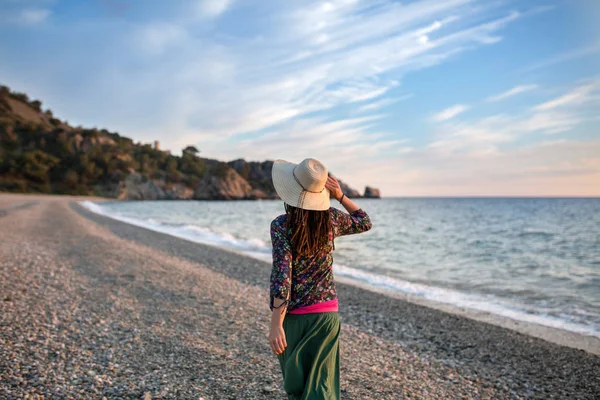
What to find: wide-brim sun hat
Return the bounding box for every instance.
[272,158,331,211]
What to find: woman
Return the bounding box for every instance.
[268,158,372,399]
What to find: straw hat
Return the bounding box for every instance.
[272,158,331,211]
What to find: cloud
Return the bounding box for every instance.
[326,79,398,103]
[390,140,600,196]
[521,42,600,73]
[424,78,600,159]
[196,0,234,18]
[189,112,419,192]
[137,1,533,146]
[19,8,51,24]
[416,79,599,167]
[427,120,512,157]
[532,78,600,111]
[132,23,188,55]
[432,104,469,121]
[121,0,522,143]
[358,94,413,112]
[475,35,502,44]
[199,113,398,164]
[397,146,415,154]
[511,112,582,134]
[486,84,537,102]
[427,110,585,158]
[174,0,525,137]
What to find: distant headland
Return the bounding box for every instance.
[0,85,380,200]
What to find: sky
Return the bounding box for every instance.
[1,0,599,196]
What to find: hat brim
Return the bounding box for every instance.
[272,159,330,211]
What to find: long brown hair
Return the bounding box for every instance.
[285,203,332,257]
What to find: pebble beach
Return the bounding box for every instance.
[1,194,599,399]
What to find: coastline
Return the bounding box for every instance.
[1,193,599,399]
[77,195,600,354]
[336,276,600,356]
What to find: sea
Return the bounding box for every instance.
[81,198,600,338]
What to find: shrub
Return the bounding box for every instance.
[213,162,230,179]
[10,92,29,103]
[30,100,42,112]
[63,170,79,188]
[0,178,28,193]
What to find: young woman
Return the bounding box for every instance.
[268,158,372,399]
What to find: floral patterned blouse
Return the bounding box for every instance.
[269,207,372,312]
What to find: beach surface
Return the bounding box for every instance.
[1,194,599,399]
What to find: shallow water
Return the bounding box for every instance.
[82,197,600,337]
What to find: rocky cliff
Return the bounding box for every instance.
[226,159,276,199]
[0,84,380,200]
[337,179,362,198]
[194,167,254,200]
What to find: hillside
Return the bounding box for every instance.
[0,85,380,200]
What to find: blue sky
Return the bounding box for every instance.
[1,0,599,196]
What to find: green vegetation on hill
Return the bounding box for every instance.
[0,85,212,196]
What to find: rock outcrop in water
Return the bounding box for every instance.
[363,186,381,198]
[0,84,380,199]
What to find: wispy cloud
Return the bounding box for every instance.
[432,104,469,121]
[19,8,51,24]
[397,146,416,155]
[379,140,600,196]
[132,23,188,55]
[486,84,537,102]
[521,42,600,73]
[425,78,600,159]
[195,0,234,18]
[532,78,600,111]
[358,94,412,112]
[224,71,595,190]
[117,0,525,141]
[509,112,579,136]
[428,111,583,157]
[326,79,399,104]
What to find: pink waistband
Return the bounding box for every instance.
[288,298,339,315]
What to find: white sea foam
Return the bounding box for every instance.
[334,264,600,338]
[80,201,107,216]
[80,201,600,339]
[80,201,271,257]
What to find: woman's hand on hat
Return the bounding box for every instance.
[325,176,343,201]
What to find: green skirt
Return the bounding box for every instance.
[277,312,340,400]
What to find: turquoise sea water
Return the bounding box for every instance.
[82,198,600,338]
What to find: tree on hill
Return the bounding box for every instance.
[183,145,199,156]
